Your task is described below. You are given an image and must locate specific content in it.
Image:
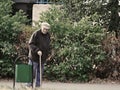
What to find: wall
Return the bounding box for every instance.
[32,4,51,26]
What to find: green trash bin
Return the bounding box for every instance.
[13,55,33,89]
[15,64,32,82]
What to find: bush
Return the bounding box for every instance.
[39,6,106,82]
[0,0,29,78]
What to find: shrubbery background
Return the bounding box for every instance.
[0,0,32,78]
[0,0,119,82]
[40,6,106,82]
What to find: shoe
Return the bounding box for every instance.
[26,83,32,87]
[35,85,40,87]
[35,83,40,87]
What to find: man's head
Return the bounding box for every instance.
[41,22,50,34]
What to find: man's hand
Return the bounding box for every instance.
[46,50,55,61]
[46,56,52,61]
[37,51,42,56]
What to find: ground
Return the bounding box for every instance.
[88,78,120,84]
[0,79,120,90]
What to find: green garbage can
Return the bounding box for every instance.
[13,55,33,89]
[15,64,32,82]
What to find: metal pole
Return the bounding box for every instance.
[39,55,42,87]
[13,62,15,89]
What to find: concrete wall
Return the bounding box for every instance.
[32,4,51,26]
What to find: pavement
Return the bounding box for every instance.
[0,80,120,90]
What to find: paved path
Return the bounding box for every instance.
[0,80,120,90]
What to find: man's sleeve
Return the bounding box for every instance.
[28,32,39,53]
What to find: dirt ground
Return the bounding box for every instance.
[0,79,120,90]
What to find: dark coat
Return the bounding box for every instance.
[28,29,50,63]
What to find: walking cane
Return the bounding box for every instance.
[39,55,42,87]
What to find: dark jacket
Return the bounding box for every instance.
[28,29,50,63]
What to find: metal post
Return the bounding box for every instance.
[13,62,15,89]
[39,55,42,87]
